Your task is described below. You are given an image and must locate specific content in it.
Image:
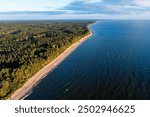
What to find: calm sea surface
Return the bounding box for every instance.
[25,20,150,100]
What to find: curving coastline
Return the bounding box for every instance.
[9,29,93,100]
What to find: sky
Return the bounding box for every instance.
[0,0,150,20]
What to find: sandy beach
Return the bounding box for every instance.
[9,31,93,100]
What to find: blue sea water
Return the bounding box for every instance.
[25,20,150,100]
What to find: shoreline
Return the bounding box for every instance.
[9,30,93,100]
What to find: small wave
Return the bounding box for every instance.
[21,90,33,100]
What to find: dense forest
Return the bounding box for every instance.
[0,21,93,99]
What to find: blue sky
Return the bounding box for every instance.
[0,0,150,20]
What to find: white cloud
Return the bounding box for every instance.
[78,0,102,3]
[0,0,73,11]
[1,0,150,19]
[133,0,150,7]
